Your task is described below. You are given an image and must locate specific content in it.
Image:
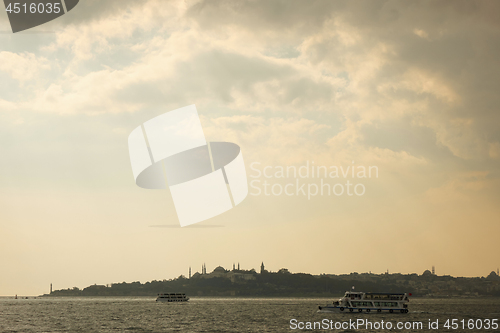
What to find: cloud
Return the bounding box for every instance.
[1,0,499,173]
[4,0,499,168]
[0,98,17,111]
[0,52,50,81]
[202,115,331,165]
[187,0,339,38]
[425,171,500,205]
[43,0,187,62]
[29,30,345,116]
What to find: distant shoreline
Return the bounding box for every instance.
[44,269,500,299]
[1,295,498,300]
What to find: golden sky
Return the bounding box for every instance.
[1,0,499,296]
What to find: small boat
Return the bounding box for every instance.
[319,291,410,313]
[156,293,189,302]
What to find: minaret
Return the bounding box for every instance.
[432,266,435,275]
[50,283,52,294]
[260,262,265,274]
[238,262,240,270]
[189,267,191,279]
[233,263,235,271]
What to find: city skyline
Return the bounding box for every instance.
[46,262,500,298]
[45,262,500,296]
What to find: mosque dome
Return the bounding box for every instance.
[212,266,227,273]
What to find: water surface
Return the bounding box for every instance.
[0,297,499,332]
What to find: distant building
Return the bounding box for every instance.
[191,265,256,282]
[432,266,435,275]
[210,266,228,277]
[422,269,433,277]
[230,272,256,283]
[261,262,265,274]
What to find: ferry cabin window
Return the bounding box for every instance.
[353,302,373,307]
[367,294,389,300]
[373,302,398,307]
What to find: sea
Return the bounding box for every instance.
[0,297,499,332]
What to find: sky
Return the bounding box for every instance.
[1,0,499,296]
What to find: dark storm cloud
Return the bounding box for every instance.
[187,0,500,33]
[113,49,338,113]
[187,0,341,33]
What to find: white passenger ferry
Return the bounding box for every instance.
[318,291,410,313]
[156,293,189,302]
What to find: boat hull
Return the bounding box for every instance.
[156,293,190,302]
[318,305,408,314]
[156,298,189,302]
